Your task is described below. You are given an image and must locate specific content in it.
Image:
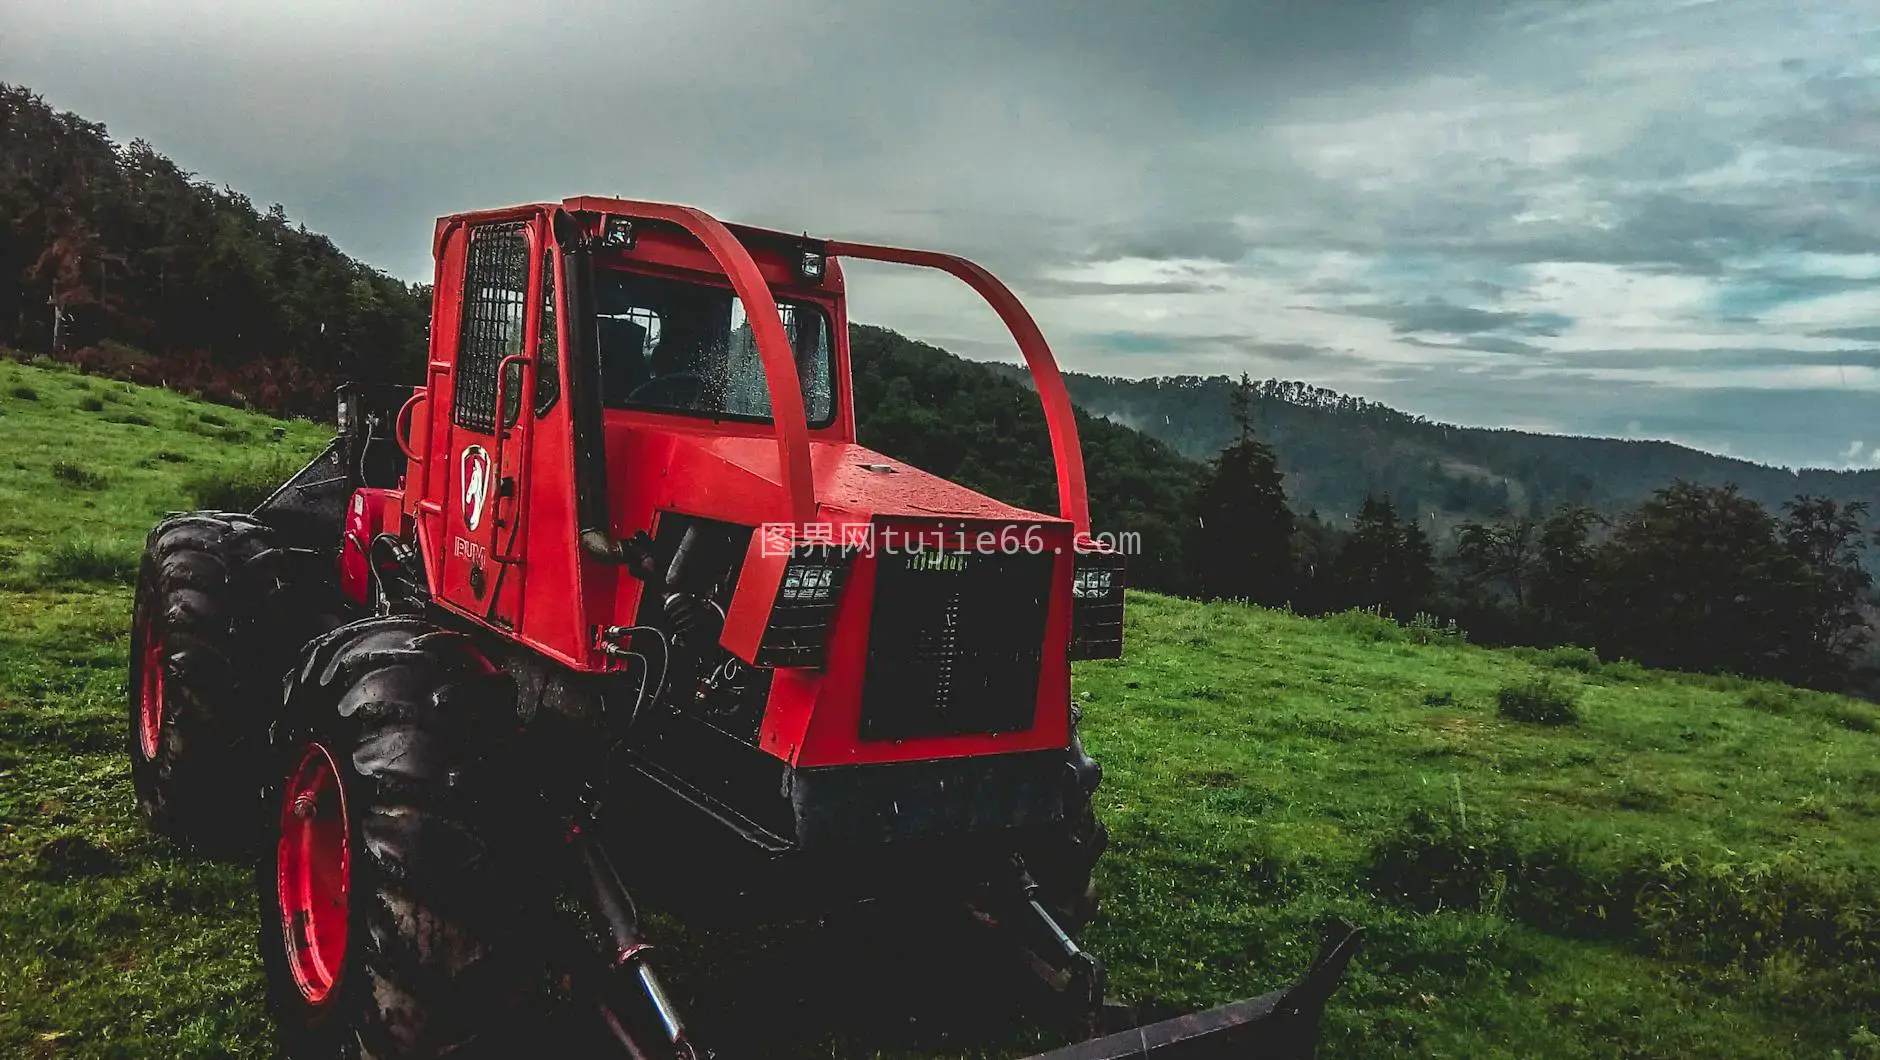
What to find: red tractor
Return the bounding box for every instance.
[126,197,1358,1058]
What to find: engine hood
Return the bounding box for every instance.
[604,422,1065,528]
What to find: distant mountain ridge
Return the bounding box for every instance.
[983,367,1880,524]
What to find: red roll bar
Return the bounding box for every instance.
[563,196,818,529]
[826,241,1093,536]
[559,200,1093,538]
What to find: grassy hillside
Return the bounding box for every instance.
[0,358,328,1056]
[3,358,1880,1058]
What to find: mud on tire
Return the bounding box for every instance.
[259,615,549,1059]
[128,510,293,855]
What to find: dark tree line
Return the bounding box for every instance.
[1447,489,1876,690]
[1184,375,1878,692]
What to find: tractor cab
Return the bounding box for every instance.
[389,198,1122,766]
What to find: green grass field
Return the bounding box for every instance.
[2,357,1879,1058]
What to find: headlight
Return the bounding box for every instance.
[1069,550,1126,660]
[756,543,855,667]
[601,216,636,250]
[781,561,839,603]
[1072,566,1118,600]
[797,249,826,282]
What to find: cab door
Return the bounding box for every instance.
[436,217,543,630]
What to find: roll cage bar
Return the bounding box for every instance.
[558,196,1093,560]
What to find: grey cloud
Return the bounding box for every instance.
[1403,335,1553,357]
[1528,347,1880,372]
[1302,278,1376,297]
[1201,338,1361,365]
[1585,387,1880,471]
[1069,331,1377,371]
[1813,326,1880,343]
[1346,300,1570,338]
[1580,116,1742,184]
[1023,278,1226,297]
[1763,69,1880,152]
[1079,221,1257,265]
[1067,343,1393,381]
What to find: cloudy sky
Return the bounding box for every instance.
[5,0,1879,469]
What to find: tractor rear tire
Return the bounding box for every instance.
[259,616,548,1059]
[128,511,291,856]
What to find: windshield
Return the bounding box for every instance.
[593,268,835,426]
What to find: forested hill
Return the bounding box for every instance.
[986,368,1880,522]
[0,83,429,413]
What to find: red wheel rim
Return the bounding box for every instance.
[136,617,165,761]
[277,743,351,1006]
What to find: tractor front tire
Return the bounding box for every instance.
[128,511,290,856]
[259,616,547,1059]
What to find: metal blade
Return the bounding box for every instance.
[1020,921,1364,1060]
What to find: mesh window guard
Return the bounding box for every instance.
[453,222,530,433]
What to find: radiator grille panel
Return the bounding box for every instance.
[860,545,1053,741]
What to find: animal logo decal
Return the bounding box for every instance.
[461,445,492,532]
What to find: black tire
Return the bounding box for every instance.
[259,615,548,1059]
[128,510,292,855]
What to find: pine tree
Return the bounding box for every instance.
[1395,514,1435,617]
[1190,374,1296,604]
[1528,504,1600,644]
[1331,495,1432,616]
[1780,496,1872,685]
